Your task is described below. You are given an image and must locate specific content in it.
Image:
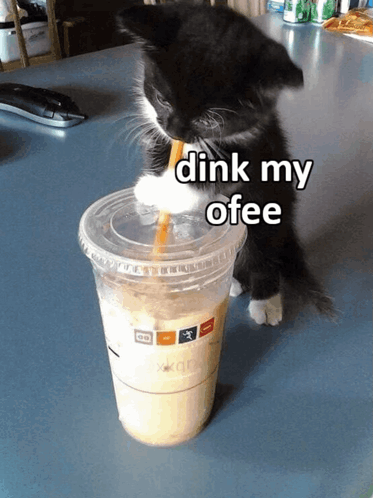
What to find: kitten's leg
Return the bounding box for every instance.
[241,225,335,325]
[233,233,283,326]
[248,272,282,326]
[230,246,250,297]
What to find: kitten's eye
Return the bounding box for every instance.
[193,114,219,129]
[155,92,171,108]
[194,117,210,127]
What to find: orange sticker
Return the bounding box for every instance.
[157,331,176,345]
[200,318,215,337]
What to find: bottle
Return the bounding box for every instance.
[283,0,310,23]
[310,0,335,23]
[267,0,285,13]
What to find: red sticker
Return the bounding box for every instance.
[200,318,214,337]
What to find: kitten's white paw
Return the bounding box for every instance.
[248,294,282,326]
[134,171,209,214]
[230,278,244,297]
[134,174,160,207]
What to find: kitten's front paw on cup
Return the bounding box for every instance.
[134,171,210,214]
[134,174,161,207]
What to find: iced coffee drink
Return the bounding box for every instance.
[79,188,246,446]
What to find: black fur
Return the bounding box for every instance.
[117,3,335,321]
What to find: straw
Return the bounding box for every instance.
[152,140,184,256]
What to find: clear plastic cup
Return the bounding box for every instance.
[78,188,246,446]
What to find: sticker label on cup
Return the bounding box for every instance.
[156,331,176,346]
[98,296,228,393]
[134,330,153,345]
[133,318,214,347]
[179,325,198,344]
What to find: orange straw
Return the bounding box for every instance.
[153,140,184,256]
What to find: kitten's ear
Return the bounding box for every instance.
[258,39,303,90]
[116,5,181,48]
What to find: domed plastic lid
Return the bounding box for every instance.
[78,188,246,277]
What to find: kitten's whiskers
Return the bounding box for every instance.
[205,110,224,143]
[197,137,214,160]
[204,139,230,160]
[210,107,239,115]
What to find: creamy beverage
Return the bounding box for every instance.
[79,188,245,446]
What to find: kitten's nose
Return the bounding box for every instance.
[166,115,192,143]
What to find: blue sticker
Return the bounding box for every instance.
[179,326,197,344]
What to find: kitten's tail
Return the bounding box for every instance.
[280,264,338,322]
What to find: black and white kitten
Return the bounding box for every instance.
[117,3,334,325]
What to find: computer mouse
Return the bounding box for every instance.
[0,83,87,128]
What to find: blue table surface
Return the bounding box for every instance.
[0,13,372,498]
